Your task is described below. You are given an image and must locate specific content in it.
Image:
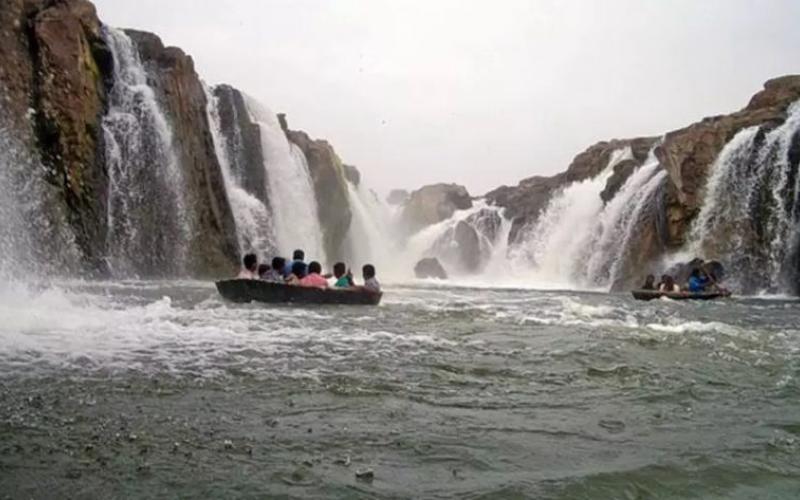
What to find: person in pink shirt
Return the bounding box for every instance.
[236,253,258,280]
[298,261,328,289]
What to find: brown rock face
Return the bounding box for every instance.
[125,30,238,277]
[281,117,353,260]
[400,183,472,235]
[212,84,268,205]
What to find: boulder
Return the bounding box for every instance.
[466,208,502,244]
[281,116,352,261]
[431,221,484,272]
[386,189,409,206]
[414,257,448,279]
[126,30,239,277]
[400,183,472,235]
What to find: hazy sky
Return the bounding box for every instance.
[93,0,799,195]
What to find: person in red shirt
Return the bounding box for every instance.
[298,261,328,289]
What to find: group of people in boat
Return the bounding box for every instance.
[236,249,381,293]
[640,266,724,294]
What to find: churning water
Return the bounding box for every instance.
[0,280,798,498]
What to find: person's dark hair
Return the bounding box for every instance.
[243,253,258,271]
[308,261,322,275]
[645,274,655,283]
[271,256,286,272]
[333,262,346,278]
[690,268,701,278]
[363,264,376,279]
[292,249,305,261]
[258,263,270,277]
[291,260,306,277]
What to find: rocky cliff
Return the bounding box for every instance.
[400,183,473,235]
[279,114,355,261]
[0,0,111,271]
[125,30,238,276]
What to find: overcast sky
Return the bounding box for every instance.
[94,0,799,195]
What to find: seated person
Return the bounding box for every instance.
[257,263,270,280]
[687,268,710,293]
[298,261,328,289]
[263,257,286,282]
[641,274,656,290]
[658,274,680,292]
[332,262,354,288]
[286,261,307,285]
[283,249,307,279]
[237,253,258,279]
[362,264,380,293]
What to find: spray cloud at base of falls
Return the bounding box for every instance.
[243,95,326,263]
[101,26,190,278]
[686,100,800,294]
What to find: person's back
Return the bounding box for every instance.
[265,257,286,283]
[284,249,307,278]
[362,264,380,293]
[687,269,708,292]
[332,262,352,288]
[659,275,680,293]
[299,261,328,289]
[237,253,258,280]
[642,274,655,290]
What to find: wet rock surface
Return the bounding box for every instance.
[414,257,448,279]
[400,183,472,235]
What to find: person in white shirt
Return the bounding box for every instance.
[237,253,258,280]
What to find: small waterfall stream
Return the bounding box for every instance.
[687,101,800,293]
[101,26,189,277]
[243,96,326,262]
[205,86,275,257]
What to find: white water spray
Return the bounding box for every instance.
[205,85,275,257]
[243,96,325,262]
[101,26,189,277]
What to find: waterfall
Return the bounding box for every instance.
[205,85,275,258]
[504,147,667,288]
[243,96,326,262]
[101,26,189,277]
[0,112,79,280]
[342,182,396,272]
[688,100,800,293]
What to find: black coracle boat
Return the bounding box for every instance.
[216,279,383,305]
[631,289,731,301]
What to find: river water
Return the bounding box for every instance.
[1,281,799,498]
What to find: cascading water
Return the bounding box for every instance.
[688,100,800,293]
[205,85,275,257]
[243,96,325,262]
[515,147,633,284]
[0,106,80,280]
[342,182,396,273]
[502,146,668,289]
[101,26,189,277]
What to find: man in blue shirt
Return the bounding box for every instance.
[687,268,710,292]
[283,249,308,278]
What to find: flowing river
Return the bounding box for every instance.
[1,281,799,498]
